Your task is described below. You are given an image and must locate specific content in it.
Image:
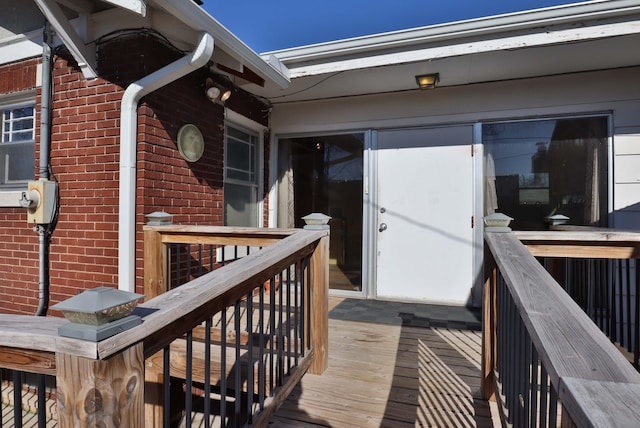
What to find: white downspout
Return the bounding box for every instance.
[118,32,214,292]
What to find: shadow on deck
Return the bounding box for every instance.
[269,297,497,427]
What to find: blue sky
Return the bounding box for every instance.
[203,0,585,53]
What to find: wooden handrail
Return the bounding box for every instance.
[0,228,329,361]
[515,230,640,259]
[483,231,640,425]
[143,225,300,300]
[0,226,330,427]
[106,228,328,359]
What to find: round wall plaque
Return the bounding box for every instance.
[177,124,204,162]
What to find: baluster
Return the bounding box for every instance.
[246,292,254,424]
[204,317,212,428]
[185,330,193,428]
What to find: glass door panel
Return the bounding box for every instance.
[278,134,364,292]
[482,116,609,230]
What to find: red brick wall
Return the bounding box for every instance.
[0,33,271,314]
[0,59,41,313]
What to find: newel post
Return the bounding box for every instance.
[481,243,497,401]
[56,343,145,427]
[303,213,330,375]
[144,225,168,299]
[309,233,329,374]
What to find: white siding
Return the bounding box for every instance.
[271,66,640,230]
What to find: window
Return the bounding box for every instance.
[1,102,35,188]
[224,124,259,227]
[482,115,609,230]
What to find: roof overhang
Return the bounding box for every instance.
[258,0,640,102]
[33,0,290,89]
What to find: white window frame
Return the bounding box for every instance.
[223,109,266,227]
[0,91,36,206]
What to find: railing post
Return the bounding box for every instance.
[144,226,167,299]
[56,343,144,427]
[309,233,329,375]
[481,242,497,401]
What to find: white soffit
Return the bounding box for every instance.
[287,21,640,78]
[0,30,43,64]
[34,0,98,79]
[101,0,147,16]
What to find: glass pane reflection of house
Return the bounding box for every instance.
[483,116,608,230]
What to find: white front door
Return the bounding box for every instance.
[375,125,475,304]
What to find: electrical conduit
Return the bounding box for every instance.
[35,21,54,316]
[118,32,214,292]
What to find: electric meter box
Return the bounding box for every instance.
[27,180,57,224]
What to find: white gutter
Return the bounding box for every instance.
[118,32,214,292]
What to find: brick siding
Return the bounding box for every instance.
[0,33,270,314]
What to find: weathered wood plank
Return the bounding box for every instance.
[0,347,56,376]
[0,314,97,360]
[485,231,640,386]
[523,243,639,259]
[160,234,282,247]
[514,230,640,242]
[309,233,329,375]
[249,349,314,427]
[144,227,166,300]
[514,230,640,259]
[56,343,144,427]
[559,377,640,428]
[146,337,305,395]
[144,225,298,248]
[271,315,492,427]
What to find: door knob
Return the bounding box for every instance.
[379,223,387,232]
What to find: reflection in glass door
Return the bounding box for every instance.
[277,134,364,292]
[482,116,609,230]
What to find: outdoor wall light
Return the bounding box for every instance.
[415,73,439,90]
[205,77,231,102]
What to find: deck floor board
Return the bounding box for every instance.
[270,297,497,427]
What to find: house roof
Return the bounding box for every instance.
[256,0,640,102]
[29,0,289,88]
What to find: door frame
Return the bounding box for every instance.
[270,125,484,306]
[370,125,484,306]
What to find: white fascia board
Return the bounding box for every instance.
[265,0,640,66]
[102,0,147,17]
[285,20,640,78]
[149,0,290,88]
[0,30,43,64]
[34,0,97,79]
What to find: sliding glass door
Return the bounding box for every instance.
[277,133,364,292]
[482,115,609,230]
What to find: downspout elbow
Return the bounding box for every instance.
[118,32,214,292]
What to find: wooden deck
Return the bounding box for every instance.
[269,297,497,427]
[1,297,496,428]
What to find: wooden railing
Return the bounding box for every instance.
[482,229,640,427]
[0,226,329,427]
